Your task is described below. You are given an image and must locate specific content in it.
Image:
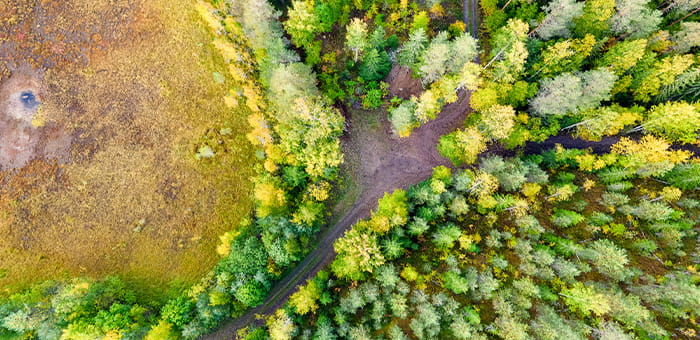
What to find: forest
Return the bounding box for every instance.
[0,0,699,339]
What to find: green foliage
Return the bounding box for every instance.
[551,209,585,227]
[437,128,487,166]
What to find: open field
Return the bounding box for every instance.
[0,0,254,300]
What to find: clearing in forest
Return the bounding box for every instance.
[0,0,255,299]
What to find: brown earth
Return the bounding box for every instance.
[386,65,423,100]
[0,0,255,298]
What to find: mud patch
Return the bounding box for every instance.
[386,65,423,99]
[0,65,71,169]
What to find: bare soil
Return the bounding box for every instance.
[386,65,423,100]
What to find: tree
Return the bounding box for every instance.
[390,100,418,137]
[443,271,471,294]
[562,283,611,317]
[530,69,617,117]
[289,279,322,315]
[642,101,700,143]
[418,32,451,84]
[672,22,700,53]
[488,19,529,83]
[536,0,585,40]
[359,48,391,82]
[267,310,296,340]
[479,104,516,140]
[284,0,319,47]
[432,224,462,249]
[346,18,368,62]
[595,39,647,75]
[532,34,597,77]
[438,127,487,166]
[633,54,695,102]
[589,239,630,281]
[572,0,616,37]
[663,164,700,190]
[332,226,385,280]
[268,63,319,113]
[448,34,479,73]
[573,105,642,141]
[371,189,409,233]
[611,136,691,177]
[609,0,662,38]
[397,28,428,71]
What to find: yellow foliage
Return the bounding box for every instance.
[308,181,331,201]
[216,230,240,257]
[429,3,445,17]
[195,1,223,33]
[660,186,682,202]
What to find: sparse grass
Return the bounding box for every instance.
[0,0,255,301]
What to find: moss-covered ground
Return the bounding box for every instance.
[0,0,255,301]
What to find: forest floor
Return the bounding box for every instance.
[204,68,473,339]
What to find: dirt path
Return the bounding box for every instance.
[203,83,472,339]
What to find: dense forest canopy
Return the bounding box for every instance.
[1,0,699,339]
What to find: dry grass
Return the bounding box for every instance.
[0,0,255,300]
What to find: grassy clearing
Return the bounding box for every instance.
[0,0,255,301]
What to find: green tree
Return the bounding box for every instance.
[589,239,630,281]
[359,49,391,82]
[535,0,585,40]
[562,283,611,317]
[285,0,319,47]
[397,28,429,71]
[572,0,616,37]
[609,0,662,38]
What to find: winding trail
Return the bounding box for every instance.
[202,0,700,336]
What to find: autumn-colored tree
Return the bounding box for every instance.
[438,127,487,166]
[289,279,322,315]
[346,18,368,62]
[479,104,516,140]
[284,0,319,48]
[632,54,694,102]
[573,105,642,141]
[531,34,597,78]
[595,39,647,75]
[331,226,385,280]
[612,135,692,177]
[641,101,700,143]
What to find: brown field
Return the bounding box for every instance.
[0,0,254,299]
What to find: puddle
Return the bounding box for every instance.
[0,0,255,297]
[0,66,71,169]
